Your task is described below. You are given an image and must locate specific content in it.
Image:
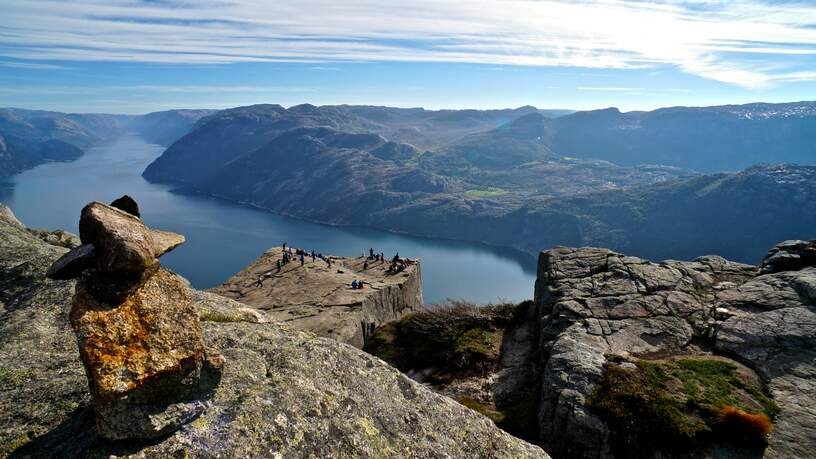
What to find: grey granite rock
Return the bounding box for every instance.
[760,239,816,274]
[0,205,547,458]
[533,243,814,458]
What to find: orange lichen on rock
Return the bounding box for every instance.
[714,405,773,445]
[70,268,204,400]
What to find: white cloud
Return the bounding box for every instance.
[1,0,815,88]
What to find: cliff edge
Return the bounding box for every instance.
[211,247,423,347]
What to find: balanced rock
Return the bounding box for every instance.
[110,194,141,217]
[77,201,185,274]
[48,198,221,440]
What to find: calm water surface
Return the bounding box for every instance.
[1,135,537,304]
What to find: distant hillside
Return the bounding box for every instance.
[0,108,122,176]
[142,103,561,185]
[142,101,816,263]
[0,108,213,177]
[546,102,816,171]
[130,109,217,146]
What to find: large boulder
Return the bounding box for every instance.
[715,267,816,458]
[77,202,184,274]
[70,267,223,439]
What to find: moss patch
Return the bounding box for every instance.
[458,396,506,424]
[0,367,34,389]
[588,357,778,457]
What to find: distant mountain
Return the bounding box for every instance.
[0,108,120,176]
[130,109,217,146]
[142,103,561,185]
[199,127,449,222]
[546,102,816,171]
[426,101,816,173]
[0,108,213,177]
[142,101,816,263]
[143,104,383,185]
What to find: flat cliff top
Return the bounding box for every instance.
[212,247,419,310]
[0,208,545,458]
[210,247,422,346]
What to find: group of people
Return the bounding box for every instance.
[361,247,387,271]
[361,247,411,274]
[254,243,412,290]
[277,242,332,272]
[387,254,409,274]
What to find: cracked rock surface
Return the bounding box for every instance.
[534,243,816,458]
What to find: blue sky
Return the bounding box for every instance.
[1,0,815,114]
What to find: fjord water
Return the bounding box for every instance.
[1,134,536,304]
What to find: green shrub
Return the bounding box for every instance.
[365,301,519,373]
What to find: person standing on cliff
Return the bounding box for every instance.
[300,253,304,266]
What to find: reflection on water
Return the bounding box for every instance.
[1,134,537,304]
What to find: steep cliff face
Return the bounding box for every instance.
[211,247,423,348]
[0,208,546,458]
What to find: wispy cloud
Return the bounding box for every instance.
[0,60,70,70]
[1,0,815,88]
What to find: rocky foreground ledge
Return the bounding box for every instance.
[0,204,546,458]
[212,247,422,348]
[534,242,816,458]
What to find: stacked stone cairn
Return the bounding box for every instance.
[47,196,224,440]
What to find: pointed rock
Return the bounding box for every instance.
[110,194,140,217]
[150,228,185,257]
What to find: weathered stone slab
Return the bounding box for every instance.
[46,243,95,280]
